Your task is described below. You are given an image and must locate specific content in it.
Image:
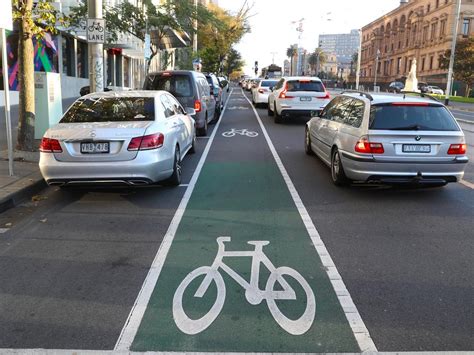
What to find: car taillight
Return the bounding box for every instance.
[258,89,265,94]
[279,83,294,99]
[355,136,384,154]
[447,143,466,155]
[39,137,63,153]
[127,133,164,151]
[194,100,202,113]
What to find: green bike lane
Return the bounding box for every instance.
[118,90,371,353]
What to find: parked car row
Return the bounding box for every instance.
[388,81,445,95]
[40,70,230,188]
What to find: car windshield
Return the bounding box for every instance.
[287,80,325,92]
[369,104,460,131]
[60,97,155,123]
[145,74,193,98]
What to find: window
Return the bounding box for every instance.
[440,19,447,36]
[62,36,74,77]
[422,57,426,71]
[344,99,365,128]
[167,94,185,115]
[320,97,342,120]
[462,19,470,35]
[124,57,130,88]
[77,41,88,79]
[60,97,156,123]
[436,0,439,7]
[431,22,438,40]
[423,26,429,42]
[427,4,431,13]
[161,95,177,118]
[146,74,193,98]
[397,57,402,74]
[286,80,324,92]
[430,56,434,70]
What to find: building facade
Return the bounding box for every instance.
[319,29,360,64]
[360,0,474,91]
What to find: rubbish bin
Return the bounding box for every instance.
[34,72,63,139]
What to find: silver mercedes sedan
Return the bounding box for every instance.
[39,91,196,187]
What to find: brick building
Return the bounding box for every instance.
[359,0,474,92]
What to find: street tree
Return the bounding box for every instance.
[12,0,68,151]
[223,48,245,77]
[69,0,214,72]
[286,45,297,75]
[439,38,474,96]
[308,48,327,75]
[198,2,251,73]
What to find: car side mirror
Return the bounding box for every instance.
[185,108,196,116]
[269,87,274,91]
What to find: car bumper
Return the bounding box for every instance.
[341,152,468,184]
[255,93,270,104]
[280,109,324,118]
[39,150,174,186]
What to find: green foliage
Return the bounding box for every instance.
[12,0,69,39]
[439,38,474,96]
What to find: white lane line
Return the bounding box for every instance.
[114,89,234,351]
[456,118,474,125]
[242,90,377,352]
[0,228,9,234]
[460,179,474,189]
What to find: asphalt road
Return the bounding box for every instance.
[0,88,473,352]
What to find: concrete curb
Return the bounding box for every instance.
[0,171,47,214]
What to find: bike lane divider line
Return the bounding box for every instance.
[114,89,234,351]
[241,93,377,352]
[128,88,360,353]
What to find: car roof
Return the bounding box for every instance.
[284,76,322,81]
[343,92,443,106]
[81,90,166,100]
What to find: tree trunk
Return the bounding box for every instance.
[16,0,36,151]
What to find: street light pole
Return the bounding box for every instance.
[374,49,380,92]
[445,0,462,105]
[88,0,104,92]
[356,29,362,90]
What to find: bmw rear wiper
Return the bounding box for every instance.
[389,124,422,130]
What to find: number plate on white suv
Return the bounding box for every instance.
[300,97,312,102]
[402,144,431,153]
[81,142,110,154]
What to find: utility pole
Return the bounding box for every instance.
[356,29,362,90]
[270,52,277,64]
[445,0,462,105]
[87,0,104,93]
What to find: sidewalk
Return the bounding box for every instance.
[0,151,45,214]
[448,100,474,112]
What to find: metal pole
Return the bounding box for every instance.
[356,29,362,90]
[193,0,198,54]
[1,28,13,176]
[374,50,379,92]
[88,0,104,93]
[445,0,462,106]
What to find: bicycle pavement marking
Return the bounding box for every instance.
[115,88,375,353]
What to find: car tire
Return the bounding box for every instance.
[274,103,282,124]
[166,146,182,186]
[189,133,196,154]
[198,116,208,136]
[268,102,274,116]
[331,148,349,186]
[305,128,314,156]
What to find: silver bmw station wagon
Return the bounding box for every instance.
[305,92,468,187]
[39,91,196,187]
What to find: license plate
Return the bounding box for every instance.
[300,97,312,102]
[81,142,110,154]
[402,144,431,153]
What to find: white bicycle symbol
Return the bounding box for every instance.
[173,237,316,335]
[222,128,259,138]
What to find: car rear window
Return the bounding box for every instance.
[145,74,193,98]
[369,104,459,131]
[60,97,155,123]
[262,80,278,87]
[287,80,324,92]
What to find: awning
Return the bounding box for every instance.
[150,27,191,50]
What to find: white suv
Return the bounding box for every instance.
[267,77,330,123]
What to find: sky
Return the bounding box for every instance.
[217,0,401,75]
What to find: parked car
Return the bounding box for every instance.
[267,77,331,123]
[245,78,259,91]
[218,76,230,107]
[252,79,279,107]
[144,70,216,136]
[39,91,197,187]
[305,92,468,186]
[418,81,429,93]
[388,81,405,93]
[426,85,444,95]
[204,73,223,119]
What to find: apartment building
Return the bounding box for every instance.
[359,0,474,91]
[319,29,360,64]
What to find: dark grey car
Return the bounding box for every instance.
[144,70,216,136]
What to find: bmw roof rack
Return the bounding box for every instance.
[341,90,374,101]
[400,91,440,102]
